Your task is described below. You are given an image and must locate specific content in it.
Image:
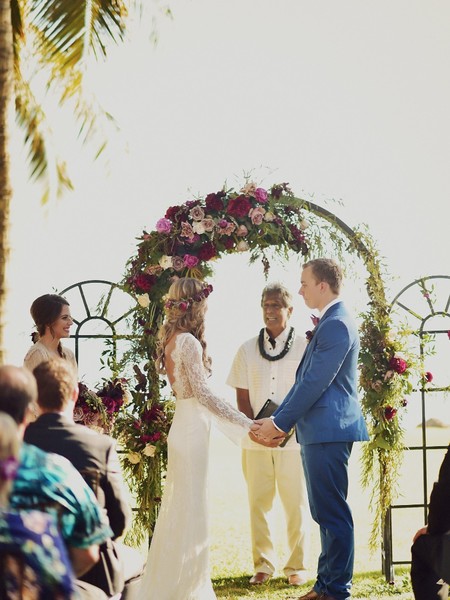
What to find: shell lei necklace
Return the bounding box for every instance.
[258,327,295,362]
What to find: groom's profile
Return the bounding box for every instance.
[252,258,369,600]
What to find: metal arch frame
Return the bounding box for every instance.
[58,279,138,364]
[383,274,450,581]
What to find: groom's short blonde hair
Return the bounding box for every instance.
[304,258,342,295]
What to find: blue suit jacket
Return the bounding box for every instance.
[273,301,369,445]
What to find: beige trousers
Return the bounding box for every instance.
[242,448,310,577]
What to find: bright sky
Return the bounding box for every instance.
[5,0,450,426]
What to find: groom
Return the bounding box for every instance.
[251,258,369,600]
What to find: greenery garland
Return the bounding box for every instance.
[118,180,424,548]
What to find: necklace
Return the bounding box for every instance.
[258,327,295,362]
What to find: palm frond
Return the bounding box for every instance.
[29,0,128,75]
[14,68,73,202]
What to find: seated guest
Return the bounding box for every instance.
[411,444,450,600]
[0,364,111,600]
[0,412,76,599]
[26,358,145,599]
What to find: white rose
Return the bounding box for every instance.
[137,293,150,308]
[143,444,157,457]
[300,219,310,230]
[236,240,249,252]
[127,452,141,464]
[159,255,173,270]
[192,221,206,235]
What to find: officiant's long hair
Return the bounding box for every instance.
[156,278,212,375]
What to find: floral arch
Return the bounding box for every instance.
[117,181,422,546]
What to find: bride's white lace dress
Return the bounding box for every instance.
[137,333,252,600]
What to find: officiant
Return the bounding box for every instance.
[227,282,310,587]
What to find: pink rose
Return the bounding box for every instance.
[180,222,195,239]
[171,256,185,271]
[155,218,172,234]
[189,206,205,221]
[255,187,268,203]
[236,225,248,237]
[183,254,199,268]
[249,206,266,225]
[202,218,215,232]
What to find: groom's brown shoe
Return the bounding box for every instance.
[249,572,271,584]
[296,590,320,600]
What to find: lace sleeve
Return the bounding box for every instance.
[179,334,252,431]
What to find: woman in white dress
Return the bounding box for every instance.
[23,294,77,373]
[137,278,253,600]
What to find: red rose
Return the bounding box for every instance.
[222,237,235,250]
[197,242,217,261]
[389,356,408,374]
[205,193,225,212]
[425,371,433,382]
[226,195,253,218]
[384,406,397,421]
[165,205,189,223]
[133,273,156,293]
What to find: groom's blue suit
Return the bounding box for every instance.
[273,301,368,600]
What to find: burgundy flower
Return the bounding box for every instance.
[226,195,253,218]
[305,330,314,343]
[389,356,408,374]
[205,192,225,212]
[222,237,235,250]
[447,330,450,340]
[270,182,291,199]
[197,242,217,261]
[424,371,433,382]
[165,205,188,223]
[401,398,408,407]
[133,273,156,293]
[384,406,397,421]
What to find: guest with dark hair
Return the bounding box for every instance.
[411,445,450,600]
[24,294,77,373]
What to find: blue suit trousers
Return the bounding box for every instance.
[301,442,354,600]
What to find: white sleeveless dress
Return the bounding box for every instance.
[137,333,252,600]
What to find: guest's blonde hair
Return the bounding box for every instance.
[0,413,20,508]
[156,278,212,375]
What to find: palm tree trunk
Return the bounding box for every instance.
[0,0,14,362]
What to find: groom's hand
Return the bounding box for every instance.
[249,418,287,447]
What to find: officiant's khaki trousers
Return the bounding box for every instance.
[242,448,310,576]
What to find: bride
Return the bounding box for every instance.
[137,277,254,600]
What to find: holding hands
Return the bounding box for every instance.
[249,418,287,447]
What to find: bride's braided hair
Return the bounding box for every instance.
[156,278,213,375]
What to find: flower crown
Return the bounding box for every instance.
[0,456,19,481]
[164,283,213,311]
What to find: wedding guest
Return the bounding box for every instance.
[411,444,450,600]
[0,364,111,600]
[24,293,77,373]
[137,277,254,600]
[25,357,145,599]
[0,412,76,599]
[252,259,369,600]
[227,282,310,586]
